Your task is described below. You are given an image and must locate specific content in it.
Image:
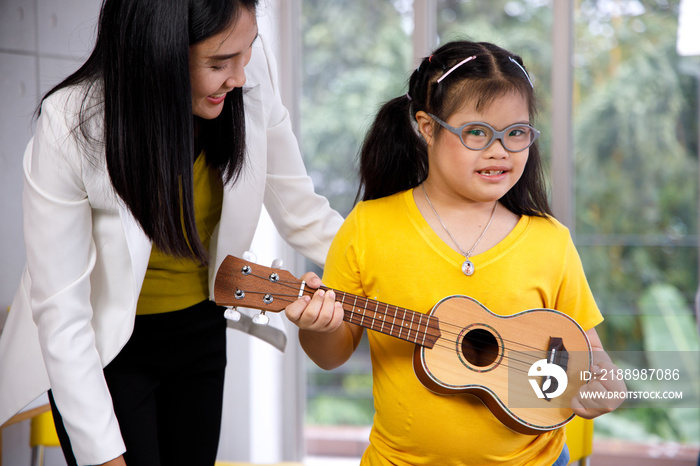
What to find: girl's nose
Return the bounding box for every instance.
[486,138,510,158]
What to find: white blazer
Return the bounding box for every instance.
[0,34,343,465]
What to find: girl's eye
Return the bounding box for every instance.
[509,127,530,138]
[211,65,226,71]
[466,128,487,137]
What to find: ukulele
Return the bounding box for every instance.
[214,255,592,435]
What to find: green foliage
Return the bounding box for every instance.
[307,395,375,426]
[592,283,700,443]
[301,0,412,215]
[573,0,698,300]
[639,283,700,353]
[639,284,699,442]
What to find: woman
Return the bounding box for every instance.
[0,0,342,465]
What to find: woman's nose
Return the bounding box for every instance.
[226,64,246,88]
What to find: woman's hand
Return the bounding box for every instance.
[571,329,627,419]
[100,455,127,466]
[285,272,345,333]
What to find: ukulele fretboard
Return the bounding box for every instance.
[334,290,441,348]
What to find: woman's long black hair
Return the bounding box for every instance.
[358,41,552,218]
[40,0,258,264]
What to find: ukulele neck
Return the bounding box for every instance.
[322,287,441,349]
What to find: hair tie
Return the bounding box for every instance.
[509,57,534,88]
[437,55,477,84]
[406,93,412,101]
[428,55,434,63]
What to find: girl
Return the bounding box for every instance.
[0,0,341,465]
[287,41,625,465]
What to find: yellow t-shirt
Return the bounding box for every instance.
[136,153,223,314]
[322,189,603,466]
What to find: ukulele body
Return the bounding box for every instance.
[413,295,591,435]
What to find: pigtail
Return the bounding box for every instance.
[356,95,428,202]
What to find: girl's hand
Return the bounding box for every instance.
[285,272,344,333]
[571,350,627,419]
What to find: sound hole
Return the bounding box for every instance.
[461,328,499,367]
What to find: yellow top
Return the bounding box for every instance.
[136,153,223,315]
[322,189,603,466]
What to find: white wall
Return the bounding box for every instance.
[1,1,101,464]
[1,0,101,316]
[0,0,303,464]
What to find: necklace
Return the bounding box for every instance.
[421,184,498,276]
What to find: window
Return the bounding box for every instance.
[299,0,699,461]
[572,0,699,449]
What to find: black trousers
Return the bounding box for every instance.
[50,300,228,466]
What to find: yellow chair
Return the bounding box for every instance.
[0,403,60,466]
[565,417,594,465]
[29,409,60,466]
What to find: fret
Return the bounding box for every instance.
[379,303,386,333]
[350,294,357,321]
[395,308,402,340]
[360,297,369,327]
[371,301,378,332]
[397,309,406,339]
[420,313,427,346]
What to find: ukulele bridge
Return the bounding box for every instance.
[539,337,569,401]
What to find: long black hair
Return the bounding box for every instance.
[39,0,258,264]
[358,41,552,218]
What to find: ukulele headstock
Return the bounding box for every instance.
[214,255,301,312]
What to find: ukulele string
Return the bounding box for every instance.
[325,285,555,358]
[239,274,559,376]
[240,286,548,376]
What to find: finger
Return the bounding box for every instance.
[314,290,341,331]
[300,271,323,289]
[285,295,311,323]
[296,288,329,328]
[572,382,614,419]
[329,302,345,330]
[570,394,591,418]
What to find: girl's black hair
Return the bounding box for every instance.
[40,0,258,264]
[358,41,552,218]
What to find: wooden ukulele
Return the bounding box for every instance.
[214,255,592,435]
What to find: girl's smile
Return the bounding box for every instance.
[477,166,509,181]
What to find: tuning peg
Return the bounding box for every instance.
[242,251,258,263]
[271,258,284,269]
[253,311,269,325]
[223,307,242,322]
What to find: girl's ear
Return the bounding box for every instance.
[415,111,434,146]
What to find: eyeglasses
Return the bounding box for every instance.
[427,113,540,152]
